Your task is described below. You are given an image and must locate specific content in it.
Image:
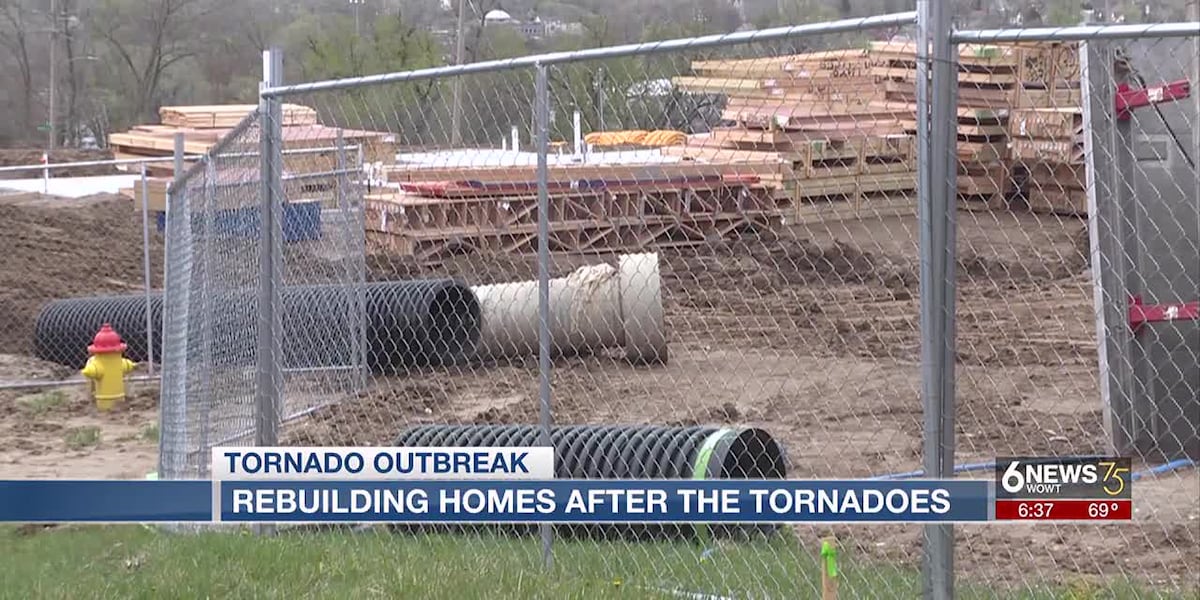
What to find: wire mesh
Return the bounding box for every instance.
[150,16,1199,599]
[949,32,1199,595]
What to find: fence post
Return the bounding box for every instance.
[534,61,555,571]
[1081,40,1137,454]
[917,2,958,598]
[157,133,189,482]
[256,48,284,458]
[139,162,155,377]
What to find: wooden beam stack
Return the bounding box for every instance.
[110,104,396,178]
[669,49,919,223]
[1006,43,1086,215]
[112,103,397,215]
[371,163,786,261]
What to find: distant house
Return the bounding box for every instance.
[482,8,581,41]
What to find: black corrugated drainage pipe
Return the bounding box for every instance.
[32,295,164,369]
[395,424,787,540]
[31,279,481,373]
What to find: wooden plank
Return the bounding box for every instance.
[870,40,1021,69]
[1010,86,1082,109]
[383,162,788,185]
[159,103,318,128]
[1021,161,1086,190]
[957,141,1009,163]
[1026,185,1088,215]
[1010,137,1084,163]
[1009,108,1083,139]
[873,67,1018,86]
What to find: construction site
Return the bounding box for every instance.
[2,19,1198,597]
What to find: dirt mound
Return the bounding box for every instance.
[0,149,117,177]
[0,192,163,355]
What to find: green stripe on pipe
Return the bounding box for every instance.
[690,428,736,545]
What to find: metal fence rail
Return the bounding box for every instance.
[144,12,1200,599]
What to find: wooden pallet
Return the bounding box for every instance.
[383,162,785,186]
[1010,86,1083,109]
[1019,161,1086,190]
[365,184,783,261]
[785,170,916,197]
[793,191,917,224]
[957,161,1014,208]
[1012,42,1081,89]
[720,98,911,133]
[1025,186,1089,216]
[664,134,915,180]
[1010,137,1084,164]
[1010,108,1083,139]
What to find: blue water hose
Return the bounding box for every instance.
[870,458,1197,481]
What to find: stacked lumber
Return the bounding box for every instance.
[371,162,787,261]
[874,40,1087,213]
[584,130,686,148]
[669,50,918,222]
[1006,44,1086,215]
[110,104,396,179]
[872,41,1031,207]
[159,104,318,128]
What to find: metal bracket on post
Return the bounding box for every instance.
[1129,295,1200,332]
[1114,79,1191,120]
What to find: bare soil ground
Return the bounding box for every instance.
[0,191,164,354]
[0,191,1195,592]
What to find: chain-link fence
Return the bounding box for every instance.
[0,156,166,479]
[943,28,1200,595]
[153,11,1198,598]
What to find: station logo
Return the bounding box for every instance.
[995,457,1132,500]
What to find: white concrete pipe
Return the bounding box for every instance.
[469,253,667,364]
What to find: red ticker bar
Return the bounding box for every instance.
[995,499,1132,521]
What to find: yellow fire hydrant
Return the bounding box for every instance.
[80,323,137,411]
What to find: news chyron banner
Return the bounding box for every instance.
[0,449,1134,524]
[211,447,988,524]
[994,456,1133,521]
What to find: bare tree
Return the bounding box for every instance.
[92,0,225,122]
[0,0,37,140]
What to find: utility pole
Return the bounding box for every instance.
[350,0,363,37]
[48,0,57,151]
[449,0,468,146]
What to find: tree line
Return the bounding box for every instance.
[1,0,1192,148]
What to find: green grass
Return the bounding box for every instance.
[62,426,102,450]
[16,390,69,416]
[139,423,160,443]
[2,525,1185,599]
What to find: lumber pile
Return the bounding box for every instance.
[1006,44,1086,215]
[874,40,1086,213]
[110,104,396,179]
[872,41,1028,207]
[159,104,318,129]
[112,103,395,218]
[371,162,787,261]
[669,50,918,222]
